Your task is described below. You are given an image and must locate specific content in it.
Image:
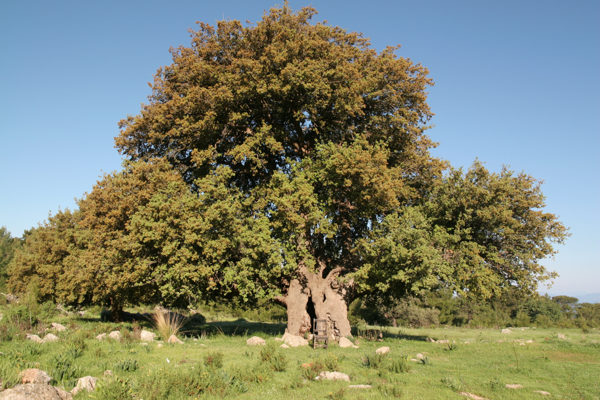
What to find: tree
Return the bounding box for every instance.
[0,226,19,290]
[115,5,443,337]
[113,5,566,337]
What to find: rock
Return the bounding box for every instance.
[348,384,372,389]
[42,333,59,343]
[280,343,290,349]
[506,384,523,389]
[26,334,43,344]
[51,323,67,332]
[526,339,534,343]
[501,328,512,334]
[338,337,358,348]
[459,392,489,400]
[416,353,424,360]
[375,346,390,355]
[103,370,113,377]
[71,376,97,396]
[282,332,308,347]
[140,330,156,342]
[315,371,350,382]
[20,369,52,385]
[436,339,450,344]
[95,333,107,341]
[557,333,566,339]
[167,335,183,344]
[246,336,266,346]
[0,383,72,400]
[426,337,436,342]
[157,343,163,348]
[108,330,121,340]
[534,390,551,396]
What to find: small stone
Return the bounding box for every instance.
[108,330,121,340]
[20,369,52,385]
[282,332,308,347]
[26,334,43,343]
[416,353,424,360]
[506,384,523,389]
[280,343,290,349]
[460,392,489,400]
[157,343,163,348]
[534,390,551,396]
[315,371,350,382]
[42,333,59,343]
[501,328,512,334]
[375,346,390,355]
[140,329,156,342]
[348,384,372,389]
[51,322,67,332]
[338,337,357,348]
[557,333,566,339]
[71,376,97,396]
[436,339,450,344]
[103,370,113,377]
[95,333,107,341]
[167,334,183,344]
[526,339,534,343]
[246,336,266,346]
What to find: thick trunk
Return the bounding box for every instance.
[279,267,352,340]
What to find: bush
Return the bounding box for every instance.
[259,343,287,372]
[151,309,185,341]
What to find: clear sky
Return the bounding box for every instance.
[1,0,598,299]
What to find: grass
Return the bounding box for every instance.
[0,304,599,399]
[150,309,185,341]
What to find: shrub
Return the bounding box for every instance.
[388,355,411,373]
[362,353,387,369]
[204,351,224,369]
[259,343,287,372]
[151,309,185,341]
[114,358,139,372]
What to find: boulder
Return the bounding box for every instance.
[71,376,97,396]
[167,335,183,344]
[375,346,390,355]
[338,337,358,348]
[501,328,512,334]
[0,383,72,400]
[315,371,350,382]
[140,330,156,342]
[26,334,43,344]
[20,369,52,385]
[95,333,107,341]
[50,323,67,332]
[246,336,266,346]
[108,330,121,340]
[42,334,59,343]
[282,332,308,347]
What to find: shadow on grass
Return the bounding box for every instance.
[183,317,286,338]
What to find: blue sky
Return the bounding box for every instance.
[1,0,598,298]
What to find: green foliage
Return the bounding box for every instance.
[204,351,224,369]
[49,352,82,388]
[91,377,133,400]
[388,355,411,373]
[114,358,139,372]
[0,226,19,291]
[259,343,287,372]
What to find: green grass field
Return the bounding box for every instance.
[1,308,599,399]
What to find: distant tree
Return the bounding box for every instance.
[0,226,19,290]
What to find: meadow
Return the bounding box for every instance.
[1,304,599,399]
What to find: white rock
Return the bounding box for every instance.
[157,343,163,348]
[349,384,372,389]
[42,333,59,343]
[20,368,52,384]
[501,328,512,334]
[108,330,122,340]
[436,339,450,344]
[167,334,183,344]
[280,343,290,349]
[338,337,357,348]
[71,376,97,396]
[51,322,67,332]
[460,392,489,400]
[416,353,424,360]
[315,371,350,382]
[557,333,566,339]
[95,333,107,341]
[26,334,43,344]
[140,329,156,342]
[506,384,523,389]
[0,383,72,400]
[534,390,551,396]
[375,346,390,355]
[282,332,308,347]
[246,336,266,346]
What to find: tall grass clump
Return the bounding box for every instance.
[151,309,185,341]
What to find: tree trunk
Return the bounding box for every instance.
[278,266,352,340]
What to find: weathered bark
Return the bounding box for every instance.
[280,265,352,340]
